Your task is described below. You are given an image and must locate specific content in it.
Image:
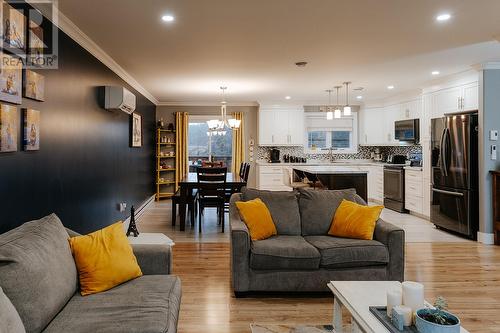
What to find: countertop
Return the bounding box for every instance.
[256,159,413,167]
[292,165,369,174]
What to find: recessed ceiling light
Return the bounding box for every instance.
[436,13,451,22]
[161,15,175,22]
[431,70,440,75]
[387,85,395,90]
[285,96,291,100]
[356,95,363,100]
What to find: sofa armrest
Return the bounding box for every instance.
[374,219,405,281]
[132,244,172,275]
[229,193,251,292]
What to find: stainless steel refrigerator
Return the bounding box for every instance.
[431,112,478,239]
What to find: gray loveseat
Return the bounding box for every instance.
[230,188,405,295]
[0,214,181,333]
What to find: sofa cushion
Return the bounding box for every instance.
[0,287,26,333]
[242,188,301,235]
[304,236,389,268]
[250,236,320,270]
[42,275,181,333]
[298,188,359,236]
[0,214,78,333]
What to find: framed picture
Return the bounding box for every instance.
[0,52,22,104]
[23,108,39,151]
[28,17,44,66]
[1,1,26,53]
[23,70,44,101]
[131,113,142,147]
[0,104,17,152]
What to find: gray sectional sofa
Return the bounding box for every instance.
[0,214,181,333]
[230,188,405,295]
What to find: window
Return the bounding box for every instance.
[188,116,233,171]
[305,112,358,154]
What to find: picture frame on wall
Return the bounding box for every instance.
[0,52,22,104]
[23,108,40,151]
[1,1,26,54]
[23,69,44,101]
[0,104,17,152]
[131,113,142,147]
[28,16,44,67]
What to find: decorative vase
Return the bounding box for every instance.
[415,309,460,333]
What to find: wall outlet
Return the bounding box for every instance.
[491,145,497,161]
[490,130,498,141]
[118,203,127,212]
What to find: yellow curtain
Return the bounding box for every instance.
[231,112,245,175]
[175,112,189,190]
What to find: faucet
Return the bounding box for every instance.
[329,147,335,163]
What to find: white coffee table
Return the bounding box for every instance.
[127,233,175,246]
[327,281,469,333]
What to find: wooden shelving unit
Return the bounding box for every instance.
[156,128,177,200]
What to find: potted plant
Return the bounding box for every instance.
[415,297,460,333]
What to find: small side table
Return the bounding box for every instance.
[128,233,175,247]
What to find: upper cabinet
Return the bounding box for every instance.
[431,82,478,118]
[360,98,422,145]
[258,107,304,146]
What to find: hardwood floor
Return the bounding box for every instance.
[173,243,500,333]
[139,200,500,333]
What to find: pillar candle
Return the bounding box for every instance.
[393,305,412,326]
[386,289,402,317]
[402,281,425,314]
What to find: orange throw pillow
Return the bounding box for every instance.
[328,199,383,240]
[69,221,142,296]
[236,198,277,241]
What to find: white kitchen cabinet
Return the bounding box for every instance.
[367,165,384,203]
[258,108,304,146]
[405,168,423,214]
[431,82,478,117]
[256,164,292,191]
[361,107,385,145]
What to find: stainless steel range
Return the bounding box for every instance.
[384,155,408,213]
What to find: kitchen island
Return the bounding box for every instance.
[293,166,368,202]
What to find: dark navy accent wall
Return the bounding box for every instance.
[0,29,155,234]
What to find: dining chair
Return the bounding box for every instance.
[303,171,326,189]
[283,168,310,190]
[197,167,227,233]
[242,163,251,182]
[171,188,197,227]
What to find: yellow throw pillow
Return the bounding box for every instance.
[235,198,277,241]
[328,199,383,240]
[68,221,142,296]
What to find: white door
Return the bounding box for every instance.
[288,110,304,145]
[462,82,479,111]
[258,111,275,145]
[433,86,462,115]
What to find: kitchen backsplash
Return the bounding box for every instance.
[257,145,422,162]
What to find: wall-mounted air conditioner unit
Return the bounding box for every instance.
[104,86,136,114]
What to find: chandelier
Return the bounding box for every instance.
[207,87,241,134]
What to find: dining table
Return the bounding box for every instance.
[177,172,247,231]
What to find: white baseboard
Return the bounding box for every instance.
[122,194,156,232]
[477,232,495,245]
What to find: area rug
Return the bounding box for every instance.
[250,324,344,333]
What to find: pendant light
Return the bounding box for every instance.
[207,87,240,133]
[334,86,342,119]
[343,81,352,116]
[325,89,333,120]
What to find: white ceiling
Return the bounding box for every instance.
[58,0,500,105]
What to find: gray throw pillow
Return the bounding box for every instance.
[241,188,302,235]
[0,287,26,333]
[0,214,78,333]
[298,188,359,236]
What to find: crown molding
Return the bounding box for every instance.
[157,101,260,107]
[474,62,500,70]
[27,1,159,105]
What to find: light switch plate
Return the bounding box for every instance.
[492,145,497,160]
[490,130,498,141]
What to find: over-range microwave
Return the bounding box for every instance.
[394,119,420,143]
